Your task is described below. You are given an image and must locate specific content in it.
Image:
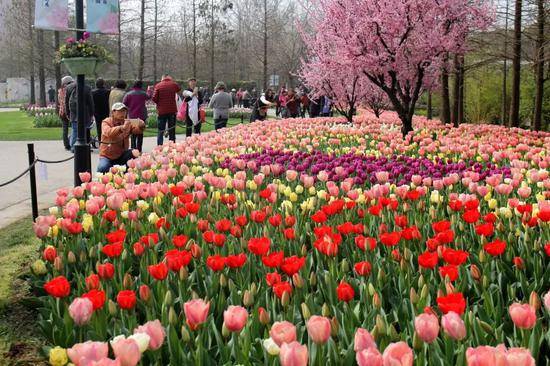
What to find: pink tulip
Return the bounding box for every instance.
[441,311,466,340]
[356,348,383,366]
[106,193,125,210]
[223,305,248,332]
[89,358,121,366]
[543,292,550,312]
[414,313,439,343]
[509,303,537,329]
[354,328,377,352]
[134,319,165,350]
[505,348,535,366]
[270,321,297,347]
[286,170,298,181]
[86,200,100,215]
[111,338,141,366]
[184,299,210,330]
[67,341,109,366]
[306,315,331,345]
[382,342,413,366]
[517,186,531,198]
[69,297,94,326]
[279,341,308,366]
[33,217,51,238]
[466,345,507,366]
[79,172,91,183]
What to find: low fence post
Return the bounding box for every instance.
[241,114,244,124]
[27,143,39,221]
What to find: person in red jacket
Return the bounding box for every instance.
[152,74,181,145]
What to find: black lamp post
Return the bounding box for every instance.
[73,0,91,186]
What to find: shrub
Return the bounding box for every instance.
[34,114,62,128]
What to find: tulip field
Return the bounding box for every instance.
[31,113,550,365]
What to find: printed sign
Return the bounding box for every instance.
[87,0,119,34]
[34,0,69,31]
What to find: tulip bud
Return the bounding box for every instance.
[368,283,376,297]
[258,307,270,325]
[228,279,236,292]
[159,227,168,242]
[123,273,133,289]
[181,325,191,342]
[309,272,317,287]
[340,258,349,272]
[389,324,399,340]
[418,275,425,288]
[31,259,47,275]
[54,256,63,272]
[373,293,381,309]
[281,291,290,307]
[371,325,379,340]
[470,264,481,281]
[164,290,173,306]
[420,284,429,300]
[243,290,254,307]
[478,319,493,335]
[168,306,178,326]
[482,275,489,289]
[410,288,419,304]
[322,303,330,317]
[222,323,230,338]
[179,267,188,281]
[301,245,307,257]
[190,242,201,258]
[403,248,412,261]
[292,274,304,289]
[301,303,311,320]
[121,249,128,261]
[533,239,541,251]
[219,274,227,287]
[79,250,87,262]
[89,246,97,259]
[330,316,339,337]
[375,315,386,336]
[250,282,257,296]
[479,250,486,263]
[437,289,444,299]
[400,258,407,271]
[139,285,150,302]
[445,281,455,295]
[108,299,117,315]
[529,291,541,311]
[377,268,386,283]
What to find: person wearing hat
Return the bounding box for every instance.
[250,95,272,122]
[208,81,233,130]
[97,102,145,173]
[58,76,73,150]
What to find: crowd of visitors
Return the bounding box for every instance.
[55,75,334,173]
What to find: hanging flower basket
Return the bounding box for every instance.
[62,57,100,76]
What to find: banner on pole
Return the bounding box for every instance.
[87,0,120,34]
[34,0,69,31]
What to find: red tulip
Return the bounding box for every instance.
[380,231,400,246]
[280,256,305,276]
[206,255,225,271]
[172,234,188,248]
[43,246,57,262]
[230,225,242,238]
[266,272,282,287]
[439,265,459,281]
[442,248,469,265]
[102,242,124,258]
[484,239,507,256]
[285,216,296,227]
[463,209,480,224]
[86,273,100,290]
[354,261,372,276]
[97,263,115,280]
[269,214,283,227]
[117,290,136,310]
[437,292,466,315]
[215,219,232,232]
[432,220,451,233]
[262,251,284,268]
[226,253,247,268]
[139,284,150,302]
[283,227,296,240]
[82,289,106,310]
[248,237,271,256]
[337,281,354,302]
[44,276,71,298]
[213,233,226,247]
[273,281,292,298]
[148,262,169,280]
[106,229,126,243]
[355,236,376,251]
[235,215,248,227]
[475,222,494,237]
[418,251,438,269]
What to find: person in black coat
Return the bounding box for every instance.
[65,80,94,151]
[91,78,110,146]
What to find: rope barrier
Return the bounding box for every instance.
[36,155,75,164]
[0,159,37,188]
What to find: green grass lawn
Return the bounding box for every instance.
[0,111,248,141]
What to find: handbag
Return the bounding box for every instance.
[199,108,206,123]
[176,100,187,121]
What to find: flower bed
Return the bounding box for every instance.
[31,112,549,365]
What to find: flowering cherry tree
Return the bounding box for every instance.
[305,0,492,137]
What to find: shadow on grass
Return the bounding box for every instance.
[0,217,47,365]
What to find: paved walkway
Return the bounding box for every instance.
[0,136,165,228]
[0,108,20,113]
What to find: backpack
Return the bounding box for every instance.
[68,84,77,116]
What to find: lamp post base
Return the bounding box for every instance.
[73,140,91,186]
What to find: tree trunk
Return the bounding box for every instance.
[118,5,122,79]
[27,0,35,105]
[54,31,62,114]
[401,113,413,137]
[501,0,509,126]
[533,0,544,131]
[452,54,464,127]
[263,0,268,91]
[153,0,158,83]
[210,0,215,88]
[138,0,146,80]
[440,55,450,124]
[37,30,46,107]
[509,0,522,127]
[192,0,197,77]
[427,91,433,120]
